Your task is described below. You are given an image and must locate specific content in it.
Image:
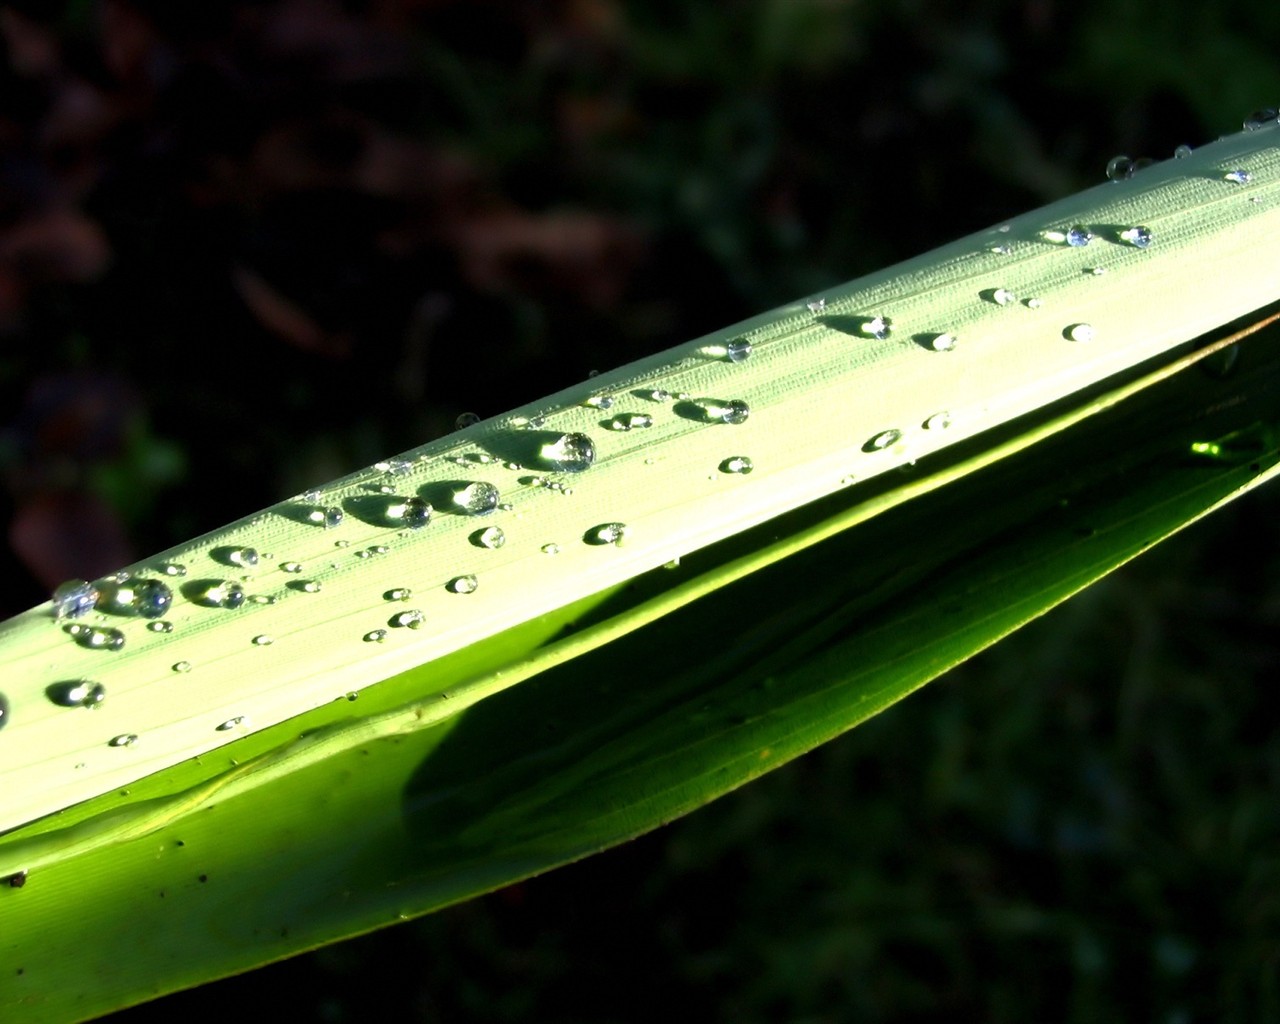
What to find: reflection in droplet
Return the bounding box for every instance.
[1065,225,1093,247]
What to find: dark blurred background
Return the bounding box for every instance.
[1,1,1277,1021]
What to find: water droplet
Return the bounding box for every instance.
[608,413,654,431]
[47,680,106,709]
[1119,225,1153,249]
[363,629,388,643]
[197,581,247,609]
[471,526,506,549]
[447,575,478,594]
[0,693,8,731]
[1065,225,1093,247]
[806,298,826,312]
[370,545,389,555]
[991,288,1016,306]
[1173,143,1193,159]
[540,433,596,473]
[281,561,303,574]
[384,588,412,602]
[66,624,126,651]
[638,388,671,402]
[160,562,187,578]
[52,579,98,621]
[922,332,956,352]
[389,610,425,629]
[455,412,481,430]
[865,429,902,451]
[146,620,174,633]
[696,399,750,425]
[1024,297,1043,309]
[719,456,754,474]
[1064,323,1095,342]
[309,506,345,528]
[299,580,322,594]
[1243,107,1279,131]
[583,394,615,410]
[923,411,952,430]
[400,496,433,529]
[1105,154,1137,181]
[251,634,273,646]
[860,315,892,338]
[172,660,192,673]
[541,543,560,556]
[585,523,627,546]
[228,547,259,568]
[130,579,173,620]
[724,339,752,362]
[451,481,500,516]
[109,733,138,748]
[1224,169,1252,185]
[989,244,1010,255]
[249,594,276,605]
[216,717,245,732]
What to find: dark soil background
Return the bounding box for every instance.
[1,2,1278,1021]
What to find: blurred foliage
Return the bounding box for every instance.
[0,0,1276,1020]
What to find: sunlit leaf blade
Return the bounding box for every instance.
[4,313,1278,1021]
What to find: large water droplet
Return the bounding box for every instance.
[608,413,653,431]
[585,523,627,546]
[52,579,98,621]
[1105,154,1136,181]
[864,429,902,452]
[1065,225,1093,247]
[1224,169,1252,185]
[309,506,344,528]
[65,624,126,651]
[390,609,426,629]
[1064,323,1095,342]
[1119,225,1153,249]
[471,526,506,549]
[539,433,596,473]
[1173,143,1193,159]
[229,547,259,568]
[719,456,754,474]
[695,399,750,425]
[455,412,481,430]
[1244,107,1280,131]
[109,733,138,748]
[129,579,174,620]
[724,339,752,362]
[196,580,247,609]
[447,575,478,594]
[451,481,500,515]
[47,680,106,709]
[990,288,1016,306]
[400,497,432,529]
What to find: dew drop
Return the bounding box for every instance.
[47,680,106,709]
[1085,266,1106,276]
[369,545,389,556]
[865,429,902,451]
[1065,225,1093,247]
[281,561,303,574]
[923,332,956,352]
[249,594,276,605]
[541,543,560,555]
[471,526,506,549]
[384,588,412,602]
[146,620,174,633]
[989,244,1010,255]
[585,523,627,546]
[109,733,138,748]
[229,547,259,568]
[923,411,952,431]
[608,413,653,431]
[455,412,481,430]
[161,562,188,578]
[66,625,126,652]
[52,579,98,621]
[639,388,671,402]
[130,579,174,620]
[447,575,478,595]
[807,298,826,312]
[251,634,273,646]
[1174,143,1193,159]
[299,580,322,593]
[452,481,500,516]
[724,339,753,362]
[197,580,246,609]
[1105,155,1136,181]
[324,506,344,528]
[991,288,1016,306]
[216,717,245,732]
[172,660,192,673]
[583,394,614,410]
[390,610,425,629]
[1119,225,1153,249]
[1064,323,1095,342]
[363,629,388,643]
[719,456,754,474]
[1224,169,1252,185]
[540,432,596,473]
[0,693,8,731]
[860,315,892,338]
[1243,107,1280,131]
[401,496,433,529]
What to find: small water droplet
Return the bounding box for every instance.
[173,660,192,673]
[216,717,245,731]
[1224,169,1252,185]
[989,244,1010,255]
[1086,266,1106,276]
[638,388,671,402]
[860,315,892,338]
[52,579,98,621]
[585,522,627,546]
[1065,225,1093,247]
[608,413,654,431]
[719,456,754,474]
[991,288,1016,306]
[281,561,303,574]
[66,624,126,651]
[865,429,902,451]
[363,629,388,643]
[471,526,506,549]
[696,399,750,425]
[376,458,414,476]
[195,580,247,609]
[455,412,481,430]
[724,339,752,362]
[1174,143,1193,159]
[806,298,826,312]
[1023,297,1043,309]
[251,634,274,646]
[539,432,596,473]
[229,547,259,568]
[249,594,276,605]
[452,481,500,516]
[369,545,389,556]
[160,562,187,578]
[47,680,106,709]
[298,580,321,594]
[309,506,344,528]
[384,588,412,601]
[109,733,138,748]
[400,496,433,529]
[1064,323,1095,342]
[1119,225,1153,248]
[447,575,478,594]
[390,609,425,629]
[0,693,8,731]
[1243,107,1279,131]
[146,620,174,633]
[923,411,951,431]
[583,394,615,410]
[302,488,323,503]
[541,543,560,555]
[1105,154,1136,181]
[922,332,957,352]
